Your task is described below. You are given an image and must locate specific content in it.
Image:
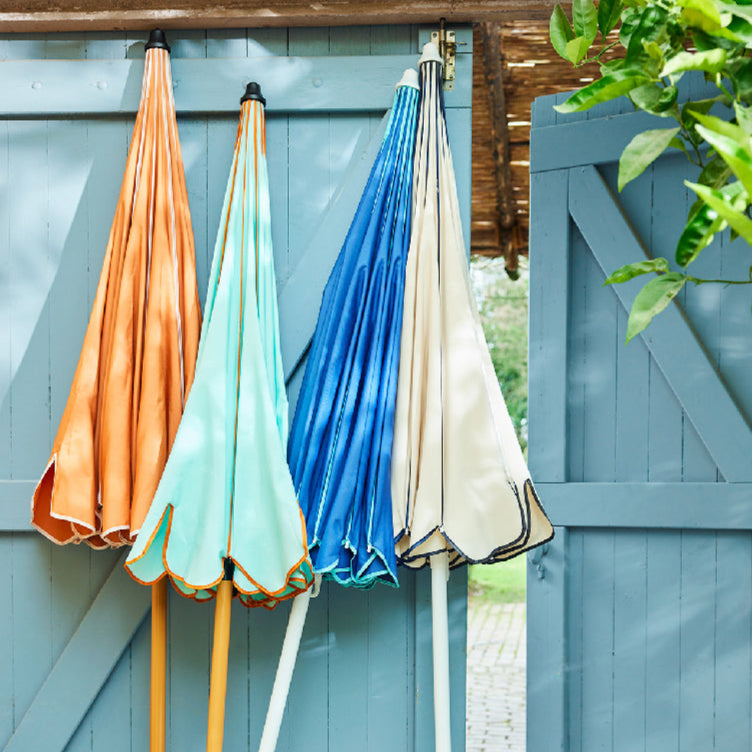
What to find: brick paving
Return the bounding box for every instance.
[466,600,526,752]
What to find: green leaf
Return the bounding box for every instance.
[620,7,642,47]
[573,0,598,40]
[554,69,651,113]
[550,3,576,60]
[688,180,752,243]
[675,181,745,266]
[661,49,727,77]
[679,0,722,27]
[626,273,687,343]
[697,152,733,188]
[681,98,717,127]
[598,0,623,35]
[693,113,752,196]
[669,136,692,160]
[566,35,592,64]
[630,83,678,114]
[735,102,752,135]
[618,127,681,190]
[604,257,671,285]
[625,5,670,64]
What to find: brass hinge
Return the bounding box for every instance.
[431,18,457,91]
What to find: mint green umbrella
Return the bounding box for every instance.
[125,82,312,751]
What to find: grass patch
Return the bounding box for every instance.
[468,555,527,604]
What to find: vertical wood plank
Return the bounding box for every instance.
[179,116,210,304]
[223,603,250,751]
[580,531,614,750]
[7,119,51,477]
[612,531,647,751]
[565,530,584,751]
[366,583,411,752]
[0,121,10,478]
[714,532,752,751]
[678,532,716,751]
[266,116,290,287]
[10,536,53,733]
[370,25,413,53]
[528,169,569,483]
[247,28,288,58]
[282,588,329,751]
[581,233,617,483]
[169,30,207,59]
[527,530,568,752]
[206,29,247,58]
[0,536,12,744]
[328,26,371,54]
[168,589,211,751]
[128,611,150,751]
[328,586,369,752]
[645,531,681,752]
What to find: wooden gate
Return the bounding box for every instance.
[0,27,471,752]
[528,89,752,750]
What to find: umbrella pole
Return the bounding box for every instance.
[151,579,168,752]
[207,566,234,752]
[257,582,315,752]
[431,553,452,752]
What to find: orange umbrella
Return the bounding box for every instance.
[30,29,201,752]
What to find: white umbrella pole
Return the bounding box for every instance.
[257,577,318,752]
[431,553,452,752]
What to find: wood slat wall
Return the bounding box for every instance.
[0,27,469,752]
[528,84,752,751]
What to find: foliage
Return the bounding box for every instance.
[471,256,529,453]
[468,555,527,603]
[550,0,752,342]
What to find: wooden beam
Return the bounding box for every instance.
[480,20,519,273]
[538,482,752,530]
[0,1,559,32]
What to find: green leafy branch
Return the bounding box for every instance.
[550,0,752,341]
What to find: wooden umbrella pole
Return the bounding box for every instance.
[150,579,168,752]
[207,567,234,752]
[431,553,452,752]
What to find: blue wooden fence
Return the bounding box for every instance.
[528,84,752,751]
[0,26,472,752]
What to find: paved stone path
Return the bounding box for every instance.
[466,600,526,752]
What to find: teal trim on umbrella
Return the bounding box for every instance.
[126,97,312,608]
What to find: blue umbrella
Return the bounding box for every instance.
[288,69,419,589]
[257,69,420,752]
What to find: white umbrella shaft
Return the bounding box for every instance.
[258,589,312,752]
[431,553,452,752]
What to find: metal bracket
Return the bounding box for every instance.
[431,18,456,91]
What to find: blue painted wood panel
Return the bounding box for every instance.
[0,26,471,752]
[530,82,752,752]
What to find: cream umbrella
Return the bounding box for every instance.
[392,42,554,752]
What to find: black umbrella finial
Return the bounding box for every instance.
[145,29,171,53]
[241,81,266,107]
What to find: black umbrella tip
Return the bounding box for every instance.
[241,81,266,107]
[145,29,171,53]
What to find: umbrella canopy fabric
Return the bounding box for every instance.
[392,45,553,569]
[126,85,313,608]
[287,71,420,589]
[32,41,201,549]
